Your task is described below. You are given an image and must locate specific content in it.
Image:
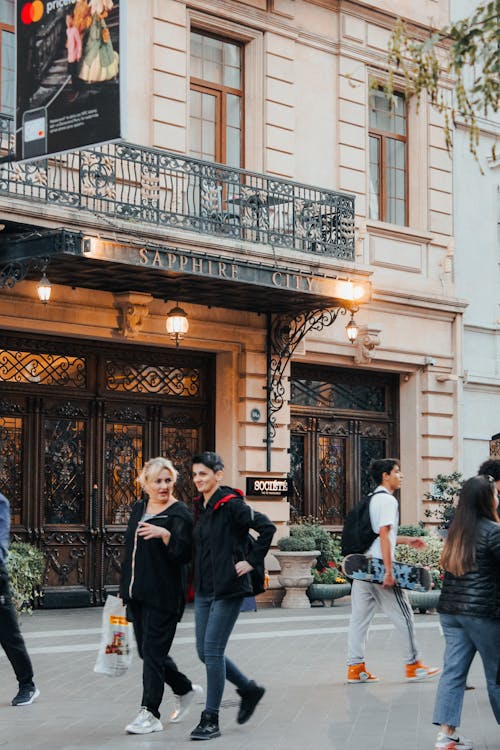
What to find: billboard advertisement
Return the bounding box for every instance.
[16,0,122,161]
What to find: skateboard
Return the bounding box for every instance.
[342,553,432,592]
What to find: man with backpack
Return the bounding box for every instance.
[346,458,440,684]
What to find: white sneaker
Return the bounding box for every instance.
[434,731,473,750]
[169,684,203,723]
[125,707,163,734]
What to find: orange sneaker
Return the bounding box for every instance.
[406,660,440,681]
[347,663,379,683]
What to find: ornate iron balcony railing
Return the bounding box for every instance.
[0,113,354,260]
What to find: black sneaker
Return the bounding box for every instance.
[12,685,40,706]
[190,710,221,741]
[236,681,265,724]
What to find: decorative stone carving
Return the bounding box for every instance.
[354,325,381,364]
[114,292,153,338]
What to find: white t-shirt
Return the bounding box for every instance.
[366,486,399,559]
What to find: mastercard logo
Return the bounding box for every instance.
[21,1,44,24]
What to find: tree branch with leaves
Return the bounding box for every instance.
[386,1,499,159]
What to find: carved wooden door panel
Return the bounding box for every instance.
[289,365,398,526]
[0,335,214,606]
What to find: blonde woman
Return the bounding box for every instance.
[119,457,202,735]
[432,474,500,750]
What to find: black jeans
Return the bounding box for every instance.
[0,564,34,687]
[128,600,192,718]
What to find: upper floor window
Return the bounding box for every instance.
[189,31,243,168]
[0,0,14,115]
[369,89,407,226]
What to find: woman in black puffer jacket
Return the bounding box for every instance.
[432,474,500,750]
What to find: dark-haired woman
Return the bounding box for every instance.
[189,451,276,741]
[432,474,500,750]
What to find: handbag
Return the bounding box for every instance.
[94,594,132,677]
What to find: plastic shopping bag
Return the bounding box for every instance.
[94,595,132,677]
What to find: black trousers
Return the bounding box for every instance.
[128,600,192,718]
[0,565,34,687]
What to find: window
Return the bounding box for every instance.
[189,31,243,168]
[0,1,14,115]
[369,89,407,226]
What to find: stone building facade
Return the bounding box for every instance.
[0,0,467,605]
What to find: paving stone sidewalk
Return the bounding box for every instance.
[0,601,498,750]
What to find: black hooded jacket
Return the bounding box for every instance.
[119,499,193,619]
[193,486,276,600]
[438,518,500,619]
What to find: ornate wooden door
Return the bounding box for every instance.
[0,336,214,606]
[289,365,398,525]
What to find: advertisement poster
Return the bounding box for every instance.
[16,0,121,161]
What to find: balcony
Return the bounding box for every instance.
[0,114,355,261]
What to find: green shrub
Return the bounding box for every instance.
[277,534,318,552]
[6,542,45,613]
[288,522,335,568]
[424,472,464,529]
[398,524,429,537]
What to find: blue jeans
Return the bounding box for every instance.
[194,593,250,713]
[433,613,500,728]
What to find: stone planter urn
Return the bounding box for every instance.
[307,582,352,607]
[274,550,320,608]
[407,589,441,614]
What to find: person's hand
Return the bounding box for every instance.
[137,522,171,545]
[235,560,253,577]
[408,537,427,550]
[382,570,395,588]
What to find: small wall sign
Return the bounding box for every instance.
[246,476,288,497]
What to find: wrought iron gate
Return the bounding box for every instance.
[0,336,214,606]
[289,365,399,525]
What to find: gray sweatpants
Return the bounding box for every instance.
[347,579,419,666]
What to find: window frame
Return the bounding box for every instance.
[189,29,245,168]
[0,19,15,116]
[369,89,408,227]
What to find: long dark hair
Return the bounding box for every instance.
[440,474,499,577]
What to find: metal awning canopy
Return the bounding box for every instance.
[0,229,369,314]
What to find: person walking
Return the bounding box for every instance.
[119,457,202,735]
[432,474,500,750]
[478,458,500,493]
[189,451,276,740]
[346,458,440,683]
[0,492,40,706]
[65,12,82,102]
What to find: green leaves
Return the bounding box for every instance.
[6,542,45,614]
[387,2,499,162]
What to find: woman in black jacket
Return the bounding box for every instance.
[119,457,202,735]
[189,451,276,741]
[432,474,500,750]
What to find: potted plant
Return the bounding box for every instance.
[394,534,444,613]
[275,527,319,608]
[307,534,351,606]
[307,564,351,607]
[6,541,45,614]
[424,472,464,536]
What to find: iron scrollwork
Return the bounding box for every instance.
[0,255,50,290]
[265,306,350,469]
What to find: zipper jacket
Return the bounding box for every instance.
[119,499,193,619]
[438,518,500,619]
[193,486,276,600]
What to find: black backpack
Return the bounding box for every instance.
[341,490,385,556]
